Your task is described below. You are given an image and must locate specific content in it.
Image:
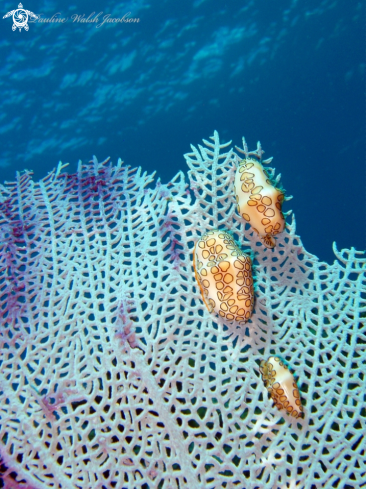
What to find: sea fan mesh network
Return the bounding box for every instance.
[0,132,365,489]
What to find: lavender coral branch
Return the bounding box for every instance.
[0,133,365,488]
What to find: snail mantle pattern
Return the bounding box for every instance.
[193,230,254,324]
[259,356,304,419]
[234,139,286,249]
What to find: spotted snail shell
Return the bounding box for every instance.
[234,157,285,248]
[193,230,254,324]
[260,356,304,418]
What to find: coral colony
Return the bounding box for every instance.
[0,132,365,488]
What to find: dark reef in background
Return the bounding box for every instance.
[0,0,364,264]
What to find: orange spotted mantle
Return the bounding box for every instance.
[193,230,254,324]
[234,157,285,248]
[259,356,304,419]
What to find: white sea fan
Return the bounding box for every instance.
[0,132,365,488]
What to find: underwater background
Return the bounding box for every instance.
[0,0,364,264]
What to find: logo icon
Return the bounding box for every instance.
[3,3,38,31]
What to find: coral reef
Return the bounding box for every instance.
[0,133,365,488]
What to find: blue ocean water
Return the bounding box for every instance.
[0,0,364,264]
